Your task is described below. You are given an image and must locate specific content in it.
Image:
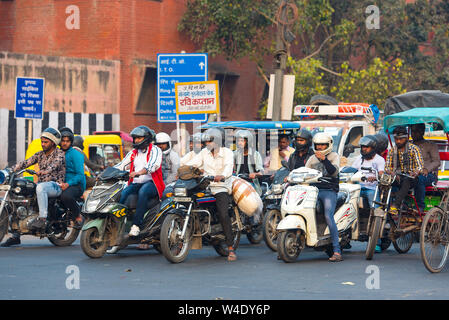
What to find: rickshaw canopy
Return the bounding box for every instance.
[383,107,449,133]
[200,121,300,134]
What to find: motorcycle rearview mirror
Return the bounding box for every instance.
[340,166,358,174]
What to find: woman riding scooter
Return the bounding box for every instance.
[305,132,342,262]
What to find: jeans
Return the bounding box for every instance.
[360,187,380,208]
[318,189,341,254]
[414,173,438,211]
[36,181,62,218]
[119,181,159,227]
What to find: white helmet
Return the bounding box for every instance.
[312,132,333,156]
[155,132,172,154]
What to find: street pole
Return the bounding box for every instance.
[272,0,287,122]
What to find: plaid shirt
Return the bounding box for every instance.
[14,148,66,184]
[385,143,424,174]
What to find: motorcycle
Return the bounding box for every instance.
[160,175,243,263]
[80,167,170,258]
[262,166,290,251]
[0,168,81,246]
[276,167,358,262]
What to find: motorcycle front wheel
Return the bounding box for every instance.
[365,216,382,260]
[263,209,282,251]
[277,230,302,263]
[160,214,192,263]
[80,227,108,258]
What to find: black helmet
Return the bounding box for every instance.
[41,127,61,146]
[202,127,225,147]
[130,125,155,150]
[73,135,85,150]
[59,127,74,143]
[294,129,312,152]
[373,133,388,155]
[359,135,377,159]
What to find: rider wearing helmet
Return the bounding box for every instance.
[180,132,203,166]
[352,135,386,253]
[59,127,86,228]
[287,129,314,171]
[1,128,66,246]
[155,132,180,185]
[234,129,264,195]
[114,126,164,237]
[305,132,342,262]
[185,127,237,261]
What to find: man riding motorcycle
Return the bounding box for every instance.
[305,132,342,262]
[185,127,237,261]
[352,135,385,253]
[59,127,86,229]
[1,128,66,247]
[114,126,164,237]
[286,129,314,171]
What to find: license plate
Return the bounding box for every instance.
[0,185,11,191]
[173,197,192,202]
[267,194,282,200]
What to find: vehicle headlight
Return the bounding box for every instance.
[288,174,305,183]
[174,188,187,197]
[99,203,116,213]
[84,198,100,213]
[13,187,22,194]
[272,184,283,194]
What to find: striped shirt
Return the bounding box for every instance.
[385,143,424,174]
[115,146,162,184]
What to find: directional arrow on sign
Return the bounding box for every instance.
[199,62,205,70]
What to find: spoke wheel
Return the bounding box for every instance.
[160,214,192,263]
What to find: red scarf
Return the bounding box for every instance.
[129,144,165,199]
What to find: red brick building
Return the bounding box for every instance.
[0,0,265,136]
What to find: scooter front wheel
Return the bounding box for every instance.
[366,216,382,260]
[80,227,108,258]
[277,230,302,263]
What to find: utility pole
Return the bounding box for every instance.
[272,0,288,121]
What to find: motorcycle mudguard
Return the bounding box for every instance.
[82,218,105,232]
[277,214,306,232]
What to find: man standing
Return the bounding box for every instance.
[410,123,440,213]
[1,128,65,246]
[59,127,86,228]
[264,134,295,174]
[185,127,237,261]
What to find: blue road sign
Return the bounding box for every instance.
[15,77,45,120]
[157,53,208,123]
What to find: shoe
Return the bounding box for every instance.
[389,206,399,215]
[227,249,237,262]
[1,237,21,247]
[28,217,46,230]
[106,246,120,254]
[72,215,84,230]
[137,243,150,250]
[328,253,343,262]
[375,245,382,253]
[129,225,140,237]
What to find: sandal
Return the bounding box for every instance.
[329,253,343,262]
[227,249,237,262]
[137,243,150,250]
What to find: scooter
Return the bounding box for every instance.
[276,167,358,262]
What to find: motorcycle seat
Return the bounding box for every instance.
[316,191,347,216]
[125,194,159,210]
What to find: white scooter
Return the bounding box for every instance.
[276,167,360,262]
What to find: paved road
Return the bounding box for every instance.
[1,235,448,300]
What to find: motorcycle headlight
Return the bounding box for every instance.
[99,203,116,213]
[84,198,100,213]
[13,187,22,194]
[272,184,283,194]
[174,188,187,197]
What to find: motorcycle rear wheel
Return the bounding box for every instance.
[0,205,11,243]
[48,227,80,247]
[246,223,263,244]
[160,214,192,263]
[277,230,302,263]
[80,227,108,258]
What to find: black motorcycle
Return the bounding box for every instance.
[0,168,81,246]
[80,167,171,258]
[262,166,290,251]
[160,175,243,263]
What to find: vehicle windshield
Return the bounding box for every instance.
[298,125,343,152]
[89,144,122,167]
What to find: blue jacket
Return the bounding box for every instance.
[64,147,86,191]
